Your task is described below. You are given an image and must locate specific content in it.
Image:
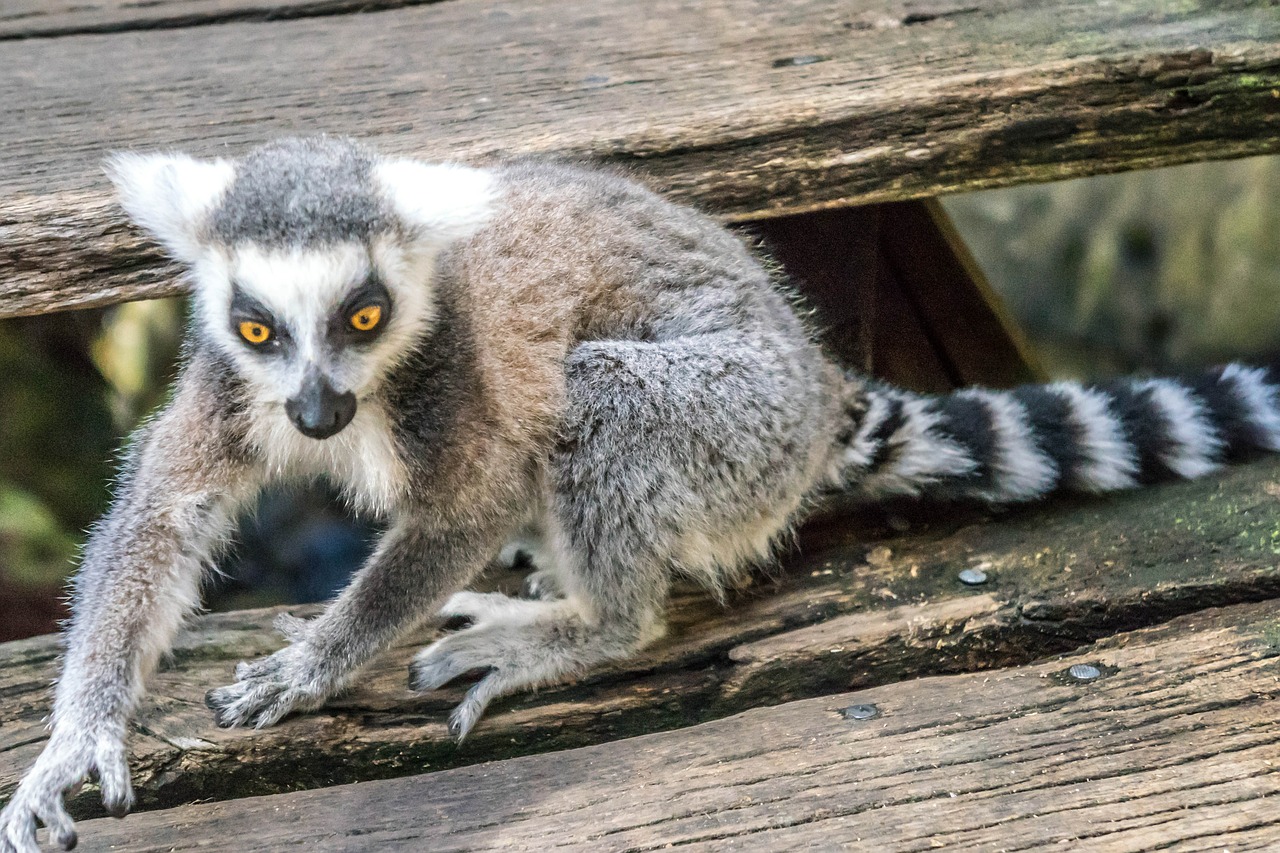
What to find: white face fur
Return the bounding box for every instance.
[107,143,497,510]
[191,237,438,406]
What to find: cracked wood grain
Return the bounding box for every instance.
[71,601,1280,851]
[0,0,446,40]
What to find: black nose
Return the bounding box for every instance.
[285,373,357,439]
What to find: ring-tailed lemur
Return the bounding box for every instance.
[4,136,1279,852]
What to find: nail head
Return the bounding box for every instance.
[1068,663,1101,682]
[841,703,880,721]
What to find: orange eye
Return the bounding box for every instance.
[351,305,382,332]
[239,321,272,345]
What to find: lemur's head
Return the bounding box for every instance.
[108,136,494,439]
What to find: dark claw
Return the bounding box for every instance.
[204,692,236,727]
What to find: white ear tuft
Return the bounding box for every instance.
[375,160,497,246]
[106,152,235,263]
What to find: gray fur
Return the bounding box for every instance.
[5,136,1280,852]
[210,137,391,246]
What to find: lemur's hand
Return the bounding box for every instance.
[0,729,132,852]
[205,613,337,729]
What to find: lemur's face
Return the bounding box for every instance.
[107,137,495,441]
[195,238,433,439]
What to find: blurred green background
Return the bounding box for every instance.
[943,155,1280,378]
[1,154,1277,641]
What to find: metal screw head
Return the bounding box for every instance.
[841,703,880,721]
[1068,663,1102,682]
[958,568,989,586]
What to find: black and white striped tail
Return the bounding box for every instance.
[834,364,1280,503]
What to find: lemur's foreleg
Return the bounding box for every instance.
[205,517,503,729]
[0,364,255,853]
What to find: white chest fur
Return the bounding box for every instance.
[245,399,408,516]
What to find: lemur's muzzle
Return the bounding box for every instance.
[286,370,357,439]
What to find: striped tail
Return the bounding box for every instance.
[834,364,1280,503]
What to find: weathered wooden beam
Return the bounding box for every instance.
[0,0,438,40]
[6,456,1280,818]
[1,0,1277,318]
[70,600,1280,851]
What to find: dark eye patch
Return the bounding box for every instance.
[331,276,392,345]
[230,286,288,353]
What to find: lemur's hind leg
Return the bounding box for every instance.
[411,334,830,738]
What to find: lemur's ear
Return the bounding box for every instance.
[106,152,234,264]
[375,159,496,247]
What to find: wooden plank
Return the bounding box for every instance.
[0,581,65,643]
[1,0,1278,317]
[70,600,1280,851]
[8,455,1280,819]
[868,248,957,393]
[0,1,433,40]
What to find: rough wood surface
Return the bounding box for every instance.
[0,0,436,40]
[1,0,1278,317]
[71,600,1280,851]
[7,456,1280,819]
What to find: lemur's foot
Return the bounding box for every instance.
[520,568,565,600]
[493,530,564,600]
[205,613,334,729]
[0,730,131,853]
[411,593,607,740]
